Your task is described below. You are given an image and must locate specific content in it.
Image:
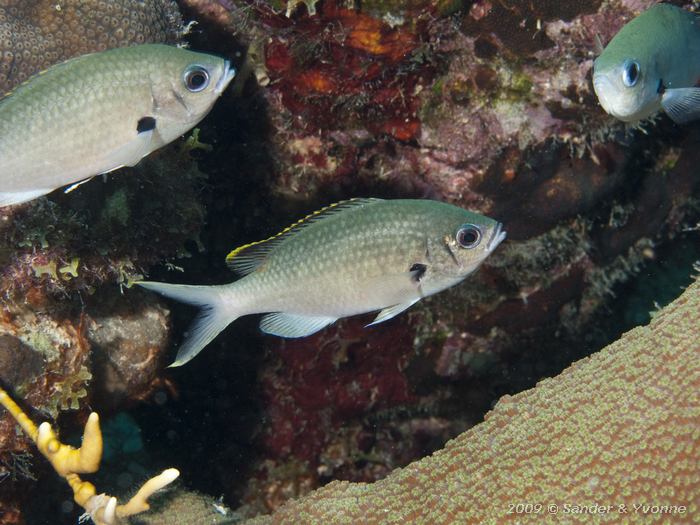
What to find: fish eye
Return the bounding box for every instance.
[456,224,482,249]
[183,66,210,92]
[622,60,640,88]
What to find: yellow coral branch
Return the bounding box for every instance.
[0,387,39,440]
[36,414,102,476]
[0,386,180,525]
[117,468,181,517]
[65,472,99,509]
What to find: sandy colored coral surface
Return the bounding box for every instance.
[245,276,700,524]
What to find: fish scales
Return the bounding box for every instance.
[0,44,235,207]
[244,202,432,315]
[2,50,153,172]
[138,199,507,366]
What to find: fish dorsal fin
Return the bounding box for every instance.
[225,198,382,276]
[594,33,605,55]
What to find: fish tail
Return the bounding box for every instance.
[136,281,239,367]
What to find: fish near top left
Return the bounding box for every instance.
[0,44,236,208]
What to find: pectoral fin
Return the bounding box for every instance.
[661,87,700,124]
[97,118,160,175]
[260,312,337,338]
[362,266,426,326]
[64,177,95,193]
[366,299,419,327]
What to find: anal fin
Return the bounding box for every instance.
[260,312,337,338]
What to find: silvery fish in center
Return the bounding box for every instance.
[138,198,507,366]
[0,44,235,207]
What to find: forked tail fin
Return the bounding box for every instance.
[136,281,238,367]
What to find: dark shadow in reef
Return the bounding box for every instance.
[67,16,283,514]
[127,107,277,510]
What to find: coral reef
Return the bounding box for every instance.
[0,0,183,94]
[182,0,662,198]
[0,142,206,471]
[2,0,699,522]
[127,490,239,524]
[0,299,91,430]
[0,386,180,525]
[259,317,416,463]
[0,146,209,298]
[244,275,700,523]
[0,141,211,520]
[0,287,176,522]
[86,289,171,410]
[0,174,195,443]
[174,0,700,514]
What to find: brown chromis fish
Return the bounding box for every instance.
[0,44,235,207]
[138,199,506,366]
[593,4,700,124]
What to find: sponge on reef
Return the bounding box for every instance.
[246,276,700,523]
[0,0,183,94]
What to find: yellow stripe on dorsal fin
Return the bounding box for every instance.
[225,198,382,276]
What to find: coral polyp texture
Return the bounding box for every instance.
[0,0,183,93]
[244,276,700,524]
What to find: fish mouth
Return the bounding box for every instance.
[215,60,236,94]
[593,74,616,114]
[593,73,643,122]
[487,222,507,252]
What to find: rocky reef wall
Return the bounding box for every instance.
[0,0,698,522]
[175,0,699,514]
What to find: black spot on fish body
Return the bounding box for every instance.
[410,263,427,282]
[658,78,665,94]
[137,116,156,133]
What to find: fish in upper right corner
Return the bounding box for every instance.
[593,3,700,124]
